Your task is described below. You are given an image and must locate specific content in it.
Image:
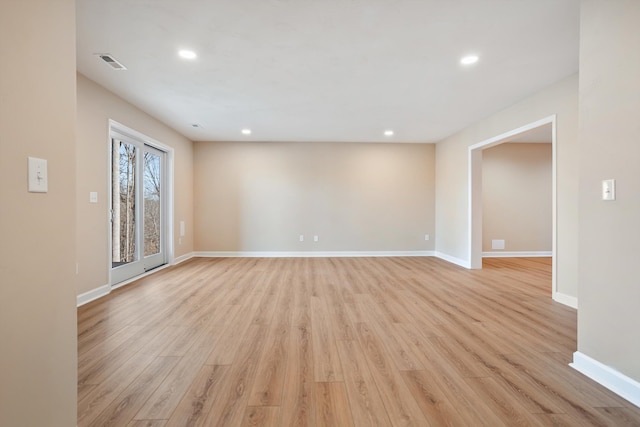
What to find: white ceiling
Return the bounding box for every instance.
[76,0,580,143]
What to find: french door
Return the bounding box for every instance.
[110,132,167,285]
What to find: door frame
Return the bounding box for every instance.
[467,115,557,298]
[107,120,175,289]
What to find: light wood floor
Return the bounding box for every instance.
[78,257,640,426]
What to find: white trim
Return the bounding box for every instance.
[108,120,173,152]
[77,263,173,306]
[173,252,195,265]
[468,116,556,151]
[482,251,552,258]
[468,115,558,297]
[194,251,435,258]
[571,352,640,408]
[551,116,557,299]
[434,252,471,269]
[111,263,172,291]
[553,291,578,309]
[77,284,110,307]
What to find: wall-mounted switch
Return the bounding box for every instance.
[299,235,304,242]
[89,192,98,203]
[28,157,48,193]
[602,179,615,201]
[180,221,185,237]
[424,234,430,241]
[314,235,319,242]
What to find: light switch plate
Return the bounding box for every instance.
[602,179,615,201]
[28,157,48,193]
[89,192,98,203]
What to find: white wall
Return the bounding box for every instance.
[483,143,552,253]
[194,141,435,253]
[0,0,77,425]
[577,0,640,383]
[436,74,579,298]
[76,74,194,296]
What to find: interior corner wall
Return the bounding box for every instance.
[194,141,435,253]
[76,74,194,297]
[577,0,640,383]
[0,0,77,425]
[482,143,552,253]
[435,74,579,298]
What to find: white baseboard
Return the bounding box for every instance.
[553,291,578,309]
[173,252,195,265]
[434,252,471,269]
[571,352,640,408]
[194,251,435,258]
[78,263,176,306]
[77,284,110,307]
[482,251,552,258]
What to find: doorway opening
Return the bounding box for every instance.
[468,115,558,299]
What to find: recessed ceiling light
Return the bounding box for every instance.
[241,128,252,135]
[384,130,394,137]
[178,50,197,60]
[460,55,479,65]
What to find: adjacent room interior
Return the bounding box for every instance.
[2,1,640,426]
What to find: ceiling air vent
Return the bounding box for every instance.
[96,54,127,70]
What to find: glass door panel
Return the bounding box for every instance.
[112,140,138,268]
[142,145,164,272]
[144,150,161,257]
[110,134,166,285]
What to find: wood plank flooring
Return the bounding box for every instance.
[77,257,640,426]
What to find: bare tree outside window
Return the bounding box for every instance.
[112,141,137,265]
[144,152,161,257]
[112,139,163,269]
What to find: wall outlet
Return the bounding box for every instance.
[89,192,98,203]
[299,235,304,242]
[424,234,430,241]
[314,235,319,242]
[491,239,505,250]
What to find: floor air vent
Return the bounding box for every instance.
[96,54,127,70]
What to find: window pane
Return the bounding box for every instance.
[144,151,161,257]
[112,140,137,266]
